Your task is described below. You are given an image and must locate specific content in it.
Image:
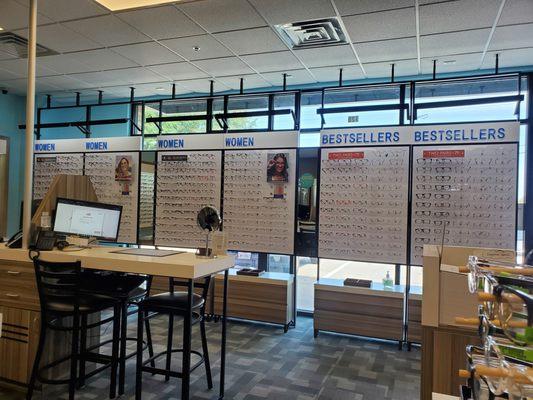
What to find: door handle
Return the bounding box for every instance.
[7,271,21,275]
[5,293,20,298]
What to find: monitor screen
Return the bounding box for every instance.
[53,198,122,241]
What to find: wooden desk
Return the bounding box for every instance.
[0,245,234,400]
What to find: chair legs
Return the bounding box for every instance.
[69,312,81,400]
[165,314,174,382]
[26,319,47,400]
[78,315,88,389]
[118,301,128,395]
[199,316,213,390]
[135,308,144,400]
[110,304,121,399]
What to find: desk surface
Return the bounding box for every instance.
[315,278,422,300]
[0,244,235,279]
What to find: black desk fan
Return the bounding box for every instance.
[196,206,221,258]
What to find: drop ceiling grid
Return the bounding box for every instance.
[0,0,531,96]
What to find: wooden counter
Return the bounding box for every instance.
[212,269,294,332]
[0,244,234,387]
[314,278,422,345]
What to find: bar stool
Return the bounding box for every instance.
[135,277,213,400]
[27,256,122,400]
[78,271,155,396]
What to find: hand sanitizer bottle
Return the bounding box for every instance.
[382,271,394,289]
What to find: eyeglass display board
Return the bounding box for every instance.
[410,143,518,265]
[84,152,140,244]
[223,149,296,255]
[33,154,84,200]
[318,147,410,264]
[154,150,222,248]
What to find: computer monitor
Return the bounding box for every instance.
[53,198,122,241]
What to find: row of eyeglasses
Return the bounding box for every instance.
[455,256,533,399]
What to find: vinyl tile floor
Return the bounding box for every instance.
[0,315,420,400]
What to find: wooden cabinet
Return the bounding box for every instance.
[212,270,294,331]
[408,295,422,344]
[0,259,40,386]
[314,279,407,343]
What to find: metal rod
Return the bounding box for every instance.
[130,87,135,102]
[75,92,80,106]
[282,73,287,91]
[46,94,51,108]
[209,80,214,97]
[432,60,437,80]
[172,83,176,99]
[339,68,343,86]
[391,64,395,83]
[98,90,103,105]
[239,78,244,95]
[495,53,499,74]
[22,0,37,249]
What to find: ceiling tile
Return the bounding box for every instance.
[310,65,364,83]
[420,29,490,58]
[217,74,271,90]
[106,67,166,85]
[63,15,149,47]
[364,59,418,78]
[112,42,184,66]
[490,23,533,51]
[421,53,483,75]
[38,54,97,74]
[179,0,265,33]
[0,51,18,61]
[293,45,356,68]
[37,75,94,90]
[343,8,416,42]
[16,0,108,22]
[356,38,417,63]
[249,0,335,25]
[13,24,101,53]
[68,49,139,70]
[499,0,533,25]
[419,0,501,35]
[0,0,53,31]
[240,51,303,72]
[70,70,130,87]
[116,5,204,40]
[0,58,60,77]
[160,35,232,61]
[147,62,209,80]
[193,57,254,77]
[484,48,533,68]
[178,78,219,94]
[335,0,414,16]
[131,82,188,98]
[214,27,287,55]
[0,67,21,81]
[261,69,316,86]
[4,77,61,94]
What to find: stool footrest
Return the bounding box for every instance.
[141,349,205,377]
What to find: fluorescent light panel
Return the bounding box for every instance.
[94,0,179,11]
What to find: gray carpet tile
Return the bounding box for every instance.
[1,314,420,400]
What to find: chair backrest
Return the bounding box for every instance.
[33,257,82,313]
[169,276,212,302]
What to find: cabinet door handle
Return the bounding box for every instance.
[7,271,21,275]
[5,293,20,298]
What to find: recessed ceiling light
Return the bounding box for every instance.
[94,0,179,11]
[442,60,457,65]
[192,46,201,52]
[155,87,166,91]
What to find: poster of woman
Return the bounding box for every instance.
[267,153,289,183]
[115,155,133,195]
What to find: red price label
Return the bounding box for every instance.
[328,151,364,160]
[423,150,465,158]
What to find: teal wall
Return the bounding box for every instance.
[0,92,26,237]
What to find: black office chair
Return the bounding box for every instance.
[134,276,213,400]
[27,256,122,400]
[78,271,156,396]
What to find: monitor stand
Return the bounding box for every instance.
[66,235,97,248]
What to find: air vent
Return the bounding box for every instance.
[274,18,347,50]
[0,32,57,58]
